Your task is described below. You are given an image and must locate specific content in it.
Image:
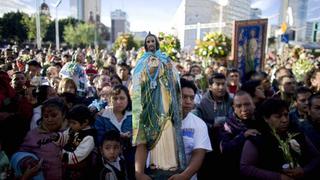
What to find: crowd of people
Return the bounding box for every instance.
[0,34,320,180]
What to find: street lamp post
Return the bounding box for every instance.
[218,0,229,33]
[35,0,41,49]
[54,0,62,51]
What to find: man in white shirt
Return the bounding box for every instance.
[169,78,212,180]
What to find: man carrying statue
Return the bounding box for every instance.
[132,32,186,179]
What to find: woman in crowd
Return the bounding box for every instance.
[30,85,57,130]
[94,85,134,178]
[241,80,266,108]
[240,99,320,180]
[19,98,67,180]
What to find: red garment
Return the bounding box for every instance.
[228,85,238,94]
[0,72,16,109]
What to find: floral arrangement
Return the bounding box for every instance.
[136,47,145,61]
[158,32,181,62]
[292,58,314,82]
[19,54,32,62]
[112,33,138,52]
[194,32,231,59]
[271,128,301,169]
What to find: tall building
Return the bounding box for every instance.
[171,0,251,49]
[250,8,262,20]
[279,0,308,41]
[305,21,319,42]
[111,9,130,43]
[70,0,101,22]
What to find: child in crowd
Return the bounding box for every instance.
[99,130,127,180]
[53,105,96,180]
[30,85,57,130]
[20,97,67,180]
[85,64,98,99]
[10,152,44,180]
[58,78,77,95]
[88,86,111,114]
[0,140,10,180]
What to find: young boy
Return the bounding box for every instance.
[99,130,127,180]
[54,105,96,179]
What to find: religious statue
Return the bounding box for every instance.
[132,33,186,179]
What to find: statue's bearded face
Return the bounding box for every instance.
[146,36,156,52]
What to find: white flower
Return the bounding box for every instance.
[289,139,301,154]
[208,45,213,50]
[202,50,207,56]
[203,37,208,41]
[172,48,177,53]
[299,53,307,59]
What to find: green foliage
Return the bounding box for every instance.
[158,32,181,62]
[63,22,96,47]
[194,32,231,60]
[0,11,28,42]
[44,17,80,43]
[23,14,51,42]
[112,33,139,52]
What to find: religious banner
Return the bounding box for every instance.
[232,19,268,81]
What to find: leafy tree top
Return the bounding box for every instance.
[112,33,138,52]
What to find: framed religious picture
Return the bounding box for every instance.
[232,19,268,81]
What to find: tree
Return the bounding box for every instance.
[23,14,51,42]
[0,11,28,43]
[112,33,138,52]
[63,22,95,47]
[44,17,80,43]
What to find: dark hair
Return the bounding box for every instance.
[208,73,226,85]
[59,92,77,105]
[111,85,132,113]
[41,97,67,116]
[181,73,195,81]
[180,78,197,94]
[234,90,251,98]
[52,62,62,69]
[308,93,320,108]
[259,98,288,119]
[12,71,25,76]
[293,86,312,100]
[275,67,293,79]
[110,74,123,85]
[189,64,202,73]
[27,60,41,68]
[101,130,121,145]
[34,85,52,106]
[305,68,320,88]
[252,71,268,80]
[144,33,160,52]
[118,62,131,73]
[278,75,295,85]
[62,54,70,59]
[241,80,261,98]
[66,104,93,125]
[227,68,239,75]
